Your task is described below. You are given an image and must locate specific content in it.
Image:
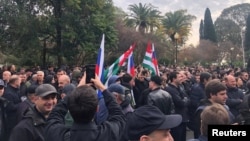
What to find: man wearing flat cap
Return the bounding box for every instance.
[9,84,58,141]
[126,105,182,141]
[140,75,174,115]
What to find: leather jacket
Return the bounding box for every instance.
[147,87,175,115]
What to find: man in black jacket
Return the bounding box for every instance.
[2,75,22,140]
[165,71,190,141]
[45,73,126,141]
[193,79,234,139]
[0,79,9,141]
[9,84,58,141]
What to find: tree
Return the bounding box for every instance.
[245,14,250,54]
[125,3,161,34]
[215,18,241,45]
[199,20,204,40]
[0,0,118,67]
[162,9,196,44]
[203,8,217,42]
[214,3,250,46]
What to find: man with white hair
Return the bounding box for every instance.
[2,71,11,86]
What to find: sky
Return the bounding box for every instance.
[113,0,250,46]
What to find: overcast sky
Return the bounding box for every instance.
[113,0,250,45]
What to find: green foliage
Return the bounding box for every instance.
[215,18,241,45]
[162,9,196,45]
[158,58,170,66]
[214,3,250,46]
[245,14,250,54]
[199,20,204,40]
[125,3,161,34]
[203,8,217,42]
[0,0,118,67]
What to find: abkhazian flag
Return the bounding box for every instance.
[152,43,160,76]
[95,34,105,98]
[142,41,156,75]
[104,43,136,86]
[127,52,135,77]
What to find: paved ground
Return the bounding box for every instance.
[186,128,194,140]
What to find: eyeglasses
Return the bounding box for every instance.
[0,86,4,90]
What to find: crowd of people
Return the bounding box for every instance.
[0,63,250,141]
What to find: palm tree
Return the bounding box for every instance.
[148,7,162,33]
[125,3,161,34]
[162,9,196,44]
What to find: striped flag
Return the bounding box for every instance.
[142,41,159,76]
[142,41,155,75]
[127,52,135,77]
[104,43,136,85]
[95,34,105,98]
[119,43,136,66]
[152,43,160,76]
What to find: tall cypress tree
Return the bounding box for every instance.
[245,14,250,54]
[199,19,204,40]
[204,8,217,42]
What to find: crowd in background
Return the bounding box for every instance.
[0,63,250,141]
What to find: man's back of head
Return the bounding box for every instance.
[68,85,98,123]
[200,104,230,136]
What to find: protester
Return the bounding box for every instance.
[165,71,190,141]
[45,72,126,141]
[187,103,230,141]
[0,79,8,141]
[193,79,234,138]
[225,75,244,117]
[61,83,76,126]
[235,95,250,125]
[9,84,58,141]
[16,85,38,122]
[126,105,182,141]
[2,75,22,140]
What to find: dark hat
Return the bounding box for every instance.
[27,85,38,95]
[108,83,125,95]
[107,75,120,86]
[35,84,58,97]
[121,73,132,83]
[0,79,5,87]
[62,84,76,96]
[150,75,162,85]
[44,75,54,84]
[127,105,182,140]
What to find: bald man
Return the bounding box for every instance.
[225,75,244,117]
[58,74,71,89]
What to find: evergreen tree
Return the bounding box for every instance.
[245,14,250,55]
[203,8,217,42]
[199,19,204,40]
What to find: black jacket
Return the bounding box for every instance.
[147,87,175,115]
[9,107,47,141]
[226,87,244,117]
[0,97,8,141]
[2,84,21,140]
[45,89,126,141]
[165,83,190,122]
